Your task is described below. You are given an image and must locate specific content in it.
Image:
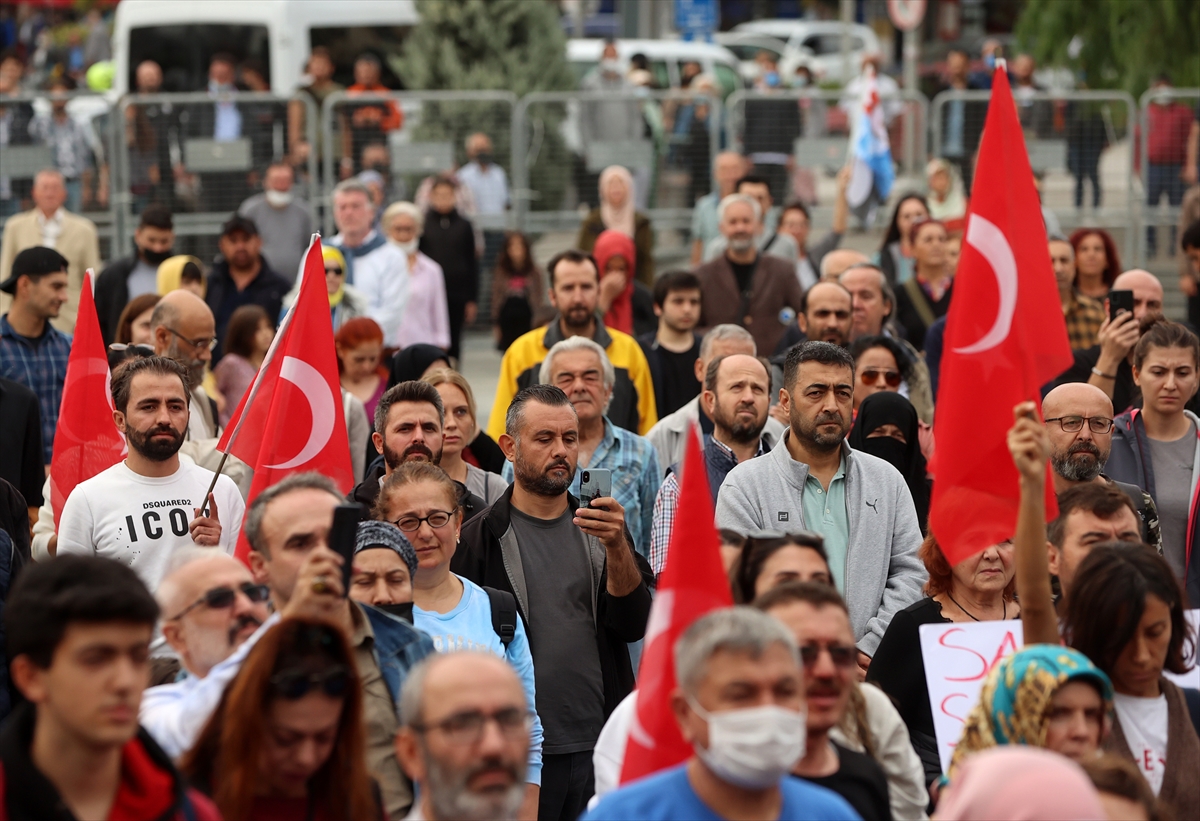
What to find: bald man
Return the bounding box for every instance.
[1053,269,1166,415]
[797,281,853,347]
[151,290,218,440]
[1041,382,1162,552]
[820,248,869,281]
[396,653,533,821]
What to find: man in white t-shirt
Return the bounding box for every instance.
[57,355,243,593]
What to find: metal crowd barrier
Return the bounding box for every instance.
[1137,86,1200,267]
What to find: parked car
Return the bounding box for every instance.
[714,32,790,85]
[731,19,881,85]
[566,38,744,98]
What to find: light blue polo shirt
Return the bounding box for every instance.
[801,454,849,592]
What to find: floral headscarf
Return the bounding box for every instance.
[949,645,1113,775]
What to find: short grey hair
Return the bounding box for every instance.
[717,193,761,225]
[837,263,895,312]
[245,472,343,554]
[675,607,800,695]
[699,324,756,360]
[155,546,231,615]
[333,178,373,204]
[538,336,615,392]
[382,201,423,235]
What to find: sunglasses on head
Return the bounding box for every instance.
[270,665,351,700]
[860,368,902,388]
[799,642,857,668]
[168,582,271,620]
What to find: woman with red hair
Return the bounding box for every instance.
[336,317,390,424]
[181,618,382,820]
[1070,228,1122,300]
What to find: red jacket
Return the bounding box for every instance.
[1147,102,1195,165]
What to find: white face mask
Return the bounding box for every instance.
[391,237,419,254]
[264,189,293,208]
[688,696,805,789]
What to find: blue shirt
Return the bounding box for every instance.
[0,314,71,463]
[413,575,544,785]
[583,763,862,821]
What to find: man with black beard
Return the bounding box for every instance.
[350,380,487,519]
[649,353,774,577]
[454,385,652,821]
[395,652,531,821]
[715,342,925,675]
[56,356,244,594]
[1042,382,1163,553]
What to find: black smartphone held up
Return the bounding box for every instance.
[578,468,612,510]
[329,503,367,597]
[1109,289,1134,321]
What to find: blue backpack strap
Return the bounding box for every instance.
[484,586,518,649]
[179,788,197,821]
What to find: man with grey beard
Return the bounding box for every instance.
[395,653,532,821]
[150,289,220,440]
[1042,382,1163,552]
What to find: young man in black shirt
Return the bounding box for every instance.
[638,271,703,417]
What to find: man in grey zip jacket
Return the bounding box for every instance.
[715,342,925,661]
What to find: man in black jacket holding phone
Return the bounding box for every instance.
[453,384,652,821]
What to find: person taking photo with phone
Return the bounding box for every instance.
[455,385,653,821]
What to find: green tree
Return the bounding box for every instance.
[1015,0,1200,98]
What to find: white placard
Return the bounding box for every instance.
[1164,609,1200,691]
[919,620,1024,774]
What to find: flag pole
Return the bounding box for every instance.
[199,450,230,517]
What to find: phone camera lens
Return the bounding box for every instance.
[582,471,590,482]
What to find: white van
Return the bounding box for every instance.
[731,19,882,84]
[566,38,744,98]
[111,0,419,95]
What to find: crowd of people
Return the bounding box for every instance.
[2,36,1200,821]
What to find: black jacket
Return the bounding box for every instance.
[419,208,479,301]
[452,485,653,718]
[350,462,488,524]
[94,253,140,345]
[0,378,42,508]
[0,702,209,821]
[205,255,291,361]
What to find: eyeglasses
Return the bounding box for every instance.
[164,326,218,352]
[799,642,857,669]
[168,582,271,620]
[270,665,351,699]
[412,707,533,746]
[860,368,902,388]
[1044,416,1115,434]
[392,510,455,533]
[325,266,344,276]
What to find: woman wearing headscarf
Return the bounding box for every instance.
[949,645,1113,774]
[849,392,929,531]
[387,343,450,387]
[938,747,1106,821]
[577,165,655,286]
[156,254,206,296]
[282,246,367,331]
[592,228,637,335]
[925,159,968,228]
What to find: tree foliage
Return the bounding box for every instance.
[1015,0,1200,98]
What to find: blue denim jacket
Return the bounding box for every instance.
[360,602,435,708]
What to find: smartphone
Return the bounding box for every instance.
[1109,289,1134,321]
[578,469,612,509]
[329,503,367,597]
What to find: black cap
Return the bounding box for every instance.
[0,246,69,294]
[221,215,258,238]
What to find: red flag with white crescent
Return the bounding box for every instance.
[929,69,1074,565]
[219,235,354,560]
[50,270,126,527]
[619,424,733,783]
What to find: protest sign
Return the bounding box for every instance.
[919,620,1024,773]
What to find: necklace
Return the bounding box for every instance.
[945,592,1006,622]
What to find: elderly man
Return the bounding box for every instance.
[691,152,749,265]
[140,549,271,757]
[821,249,869,281]
[703,175,799,264]
[1042,382,1162,552]
[1054,268,1166,414]
[0,168,100,332]
[396,652,532,821]
[513,337,660,557]
[456,385,652,821]
[583,607,857,821]
[329,178,411,347]
[238,162,315,282]
[650,354,775,577]
[205,215,290,360]
[716,342,926,668]
[695,194,804,357]
[149,290,220,439]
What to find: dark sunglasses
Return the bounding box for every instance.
[860,368,902,388]
[799,642,857,669]
[168,582,271,620]
[270,665,351,699]
[325,266,344,276]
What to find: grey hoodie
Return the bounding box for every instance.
[715,432,927,655]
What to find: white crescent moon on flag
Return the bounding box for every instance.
[953,214,1019,355]
[265,356,336,469]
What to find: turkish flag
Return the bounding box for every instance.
[219,236,354,560]
[50,270,125,527]
[620,424,733,783]
[928,69,1074,565]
